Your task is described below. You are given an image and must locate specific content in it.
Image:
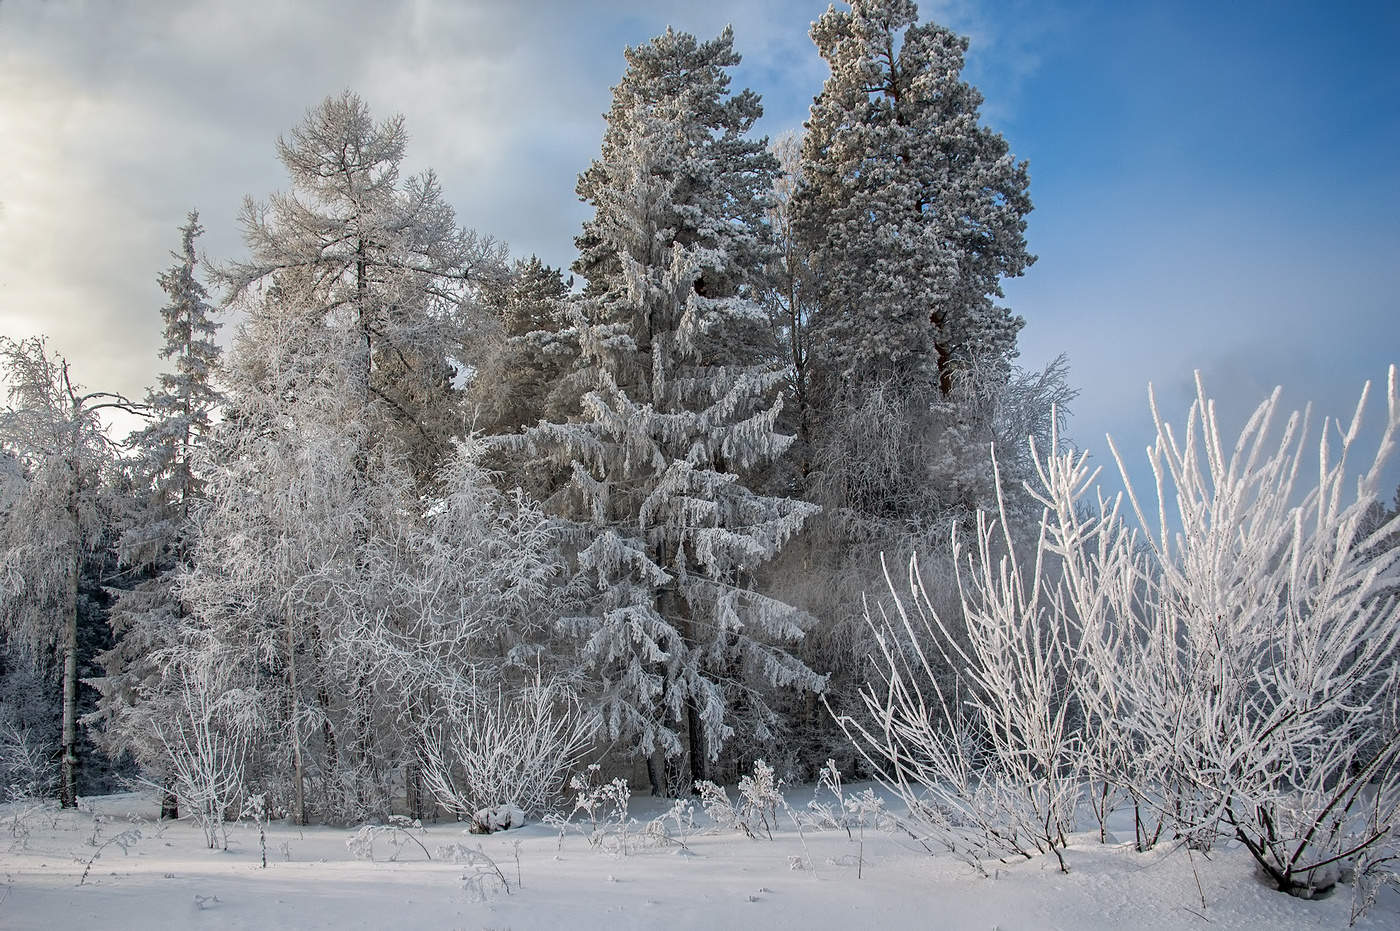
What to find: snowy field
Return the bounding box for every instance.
[2,788,1395,930]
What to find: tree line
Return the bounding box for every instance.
[0,1,1061,822]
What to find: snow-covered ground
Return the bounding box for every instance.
[1,788,1394,930]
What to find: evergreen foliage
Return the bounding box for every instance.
[93,213,223,812]
[508,28,822,793]
[797,0,1033,394]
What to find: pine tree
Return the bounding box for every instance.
[785,0,1041,532]
[767,3,1041,777]
[796,0,1033,396]
[510,28,822,793]
[93,214,223,818]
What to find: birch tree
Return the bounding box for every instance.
[0,337,135,807]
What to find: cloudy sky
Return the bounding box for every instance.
[3,0,1398,495]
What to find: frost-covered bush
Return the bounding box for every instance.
[838,539,1079,871]
[149,656,255,849]
[418,676,592,829]
[0,722,56,802]
[839,367,1400,908]
[1100,371,1400,898]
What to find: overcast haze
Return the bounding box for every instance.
[2,0,1398,493]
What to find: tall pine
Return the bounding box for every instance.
[797,0,1033,396]
[789,0,1036,528]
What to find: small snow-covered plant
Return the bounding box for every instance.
[696,781,743,835]
[844,788,889,834]
[696,760,785,841]
[801,759,850,834]
[240,792,270,868]
[797,759,891,841]
[547,764,635,855]
[77,826,142,887]
[1350,851,1399,926]
[641,796,700,851]
[436,842,511,901]
[738,760,782,840]
[346,816,432,862]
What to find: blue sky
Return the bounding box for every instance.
[2,0,1397,499]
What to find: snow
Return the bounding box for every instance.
[2,788,1393,930]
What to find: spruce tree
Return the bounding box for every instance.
[93,213,223,819]
[511,28,821,793]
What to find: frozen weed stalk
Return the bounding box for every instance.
[240,792,270,868]
[436,841,512,900]
[347,817,433,862]
[78,825,142,887]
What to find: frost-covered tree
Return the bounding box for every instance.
[796,0,1033,395]
[762,131,818,492]
[221,90,504,478]
[771,6,1041,761]
[171,94,518,823]
[0,337,134,806]
[789,0,1037,541]
[182,326,571,822]
[473,256,579,438]
[93,212,223,819]
[180,318,361,823]
[510,28,822,793]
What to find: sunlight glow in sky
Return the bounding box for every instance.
[1,0,1397,492]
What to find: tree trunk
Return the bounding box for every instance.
[59,559,78,808]
[405,758,425,822]
[287,611,306,826]
[58,496,80,809]
[318,683,336,797]
[646,750,666,798]
[686,699,707,788]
